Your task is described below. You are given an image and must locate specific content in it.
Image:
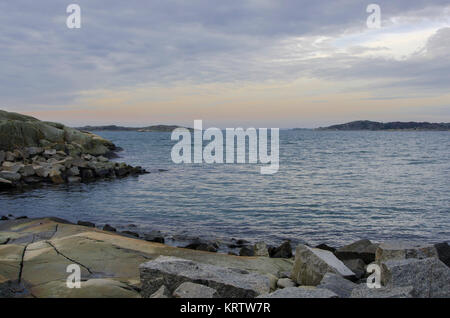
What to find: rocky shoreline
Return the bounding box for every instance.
[0,216,448,298]
[0,110,148,189]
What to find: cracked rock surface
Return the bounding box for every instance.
[0,217,293,298]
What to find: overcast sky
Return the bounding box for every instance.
[0,1,449,127]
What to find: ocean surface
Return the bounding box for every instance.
[1,130,449,247]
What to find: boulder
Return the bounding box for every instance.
[150,285,171,298]
[342,258,366,279]
[375,241,438,263]
[291,244,355,286]
[49,169,64,184]
[77,220,95,228]
[103,224,116,232]
[254,242,269,257]
[315,243,336,253]
[2,162,22,173]
[257,286,338,298]
[317,273,357,298]
[434,242,450,267]
[381,257,450,298]
[335,239,378,264]
[20,165,35,177]
[269,241,292,258]
[34,166,49,178]
[239,246,255,256]
[44,149,56,157]
[139,256,270,298]
[144,231,165,244]
[67,166,80,176]
[0,171,21,182]
[173,282,219,298]
[276,278,296,289]
[184,239,218,253]
[350,285,414,298]
[5,152,15,161]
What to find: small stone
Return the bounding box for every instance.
[173,282,219,298]
[67,176,81,183]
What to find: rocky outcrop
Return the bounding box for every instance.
[291,244,355,286]
[139,256,271,298]
[0,110,116,156]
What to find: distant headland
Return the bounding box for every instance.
[315,120,450,131]
[76,125,193,132]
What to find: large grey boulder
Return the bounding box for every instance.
[291,244,355,286]
[257,286,338,298]
[335,239,378,264]
[376,241,438,263]
[0,171,21,181]
[173,282,219,298]
[381,257,450,298]
[317,273,357,298]
[139,256,271,298]
[350,285,414,298]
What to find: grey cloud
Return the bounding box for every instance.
[0,1,449,109]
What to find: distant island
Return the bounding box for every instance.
[316,120,450,131]
[76,125,193,132]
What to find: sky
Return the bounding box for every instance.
[0,0,449,128]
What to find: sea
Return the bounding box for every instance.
[1,130,449,248]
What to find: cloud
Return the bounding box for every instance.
[0,0,449,120]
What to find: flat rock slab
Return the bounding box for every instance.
[257,286,338,298]
[291,244,355,286]
[173,282,219,298]
[0,218,292,298]
[317,272,357,298]
[375,241,438,263]
[381,257,450,298]
[140,256,271,298]
[350,285,414,298]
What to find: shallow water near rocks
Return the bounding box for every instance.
[1,130,449,247]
